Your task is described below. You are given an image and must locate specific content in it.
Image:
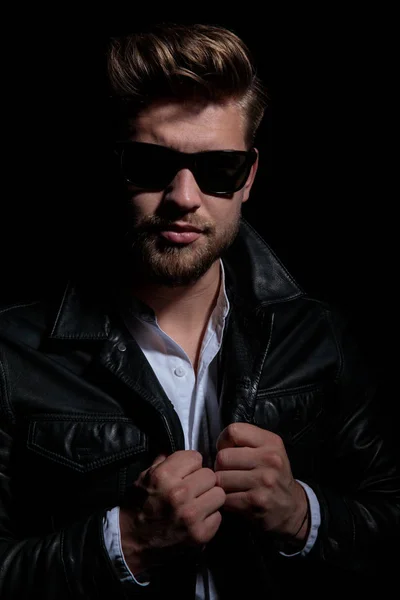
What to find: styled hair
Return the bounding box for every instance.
[106,22,268,145]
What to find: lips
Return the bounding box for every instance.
[159,223,203,244]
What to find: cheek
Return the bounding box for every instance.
[210,202,242,239]
[219,197,243,223]
[129,192,161,219]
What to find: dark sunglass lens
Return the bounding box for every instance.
[121,144,176,189]
[197,152,251,193]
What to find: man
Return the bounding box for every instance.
[0,22,398,600]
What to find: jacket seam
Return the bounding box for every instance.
[0,301,39,316]
[241,219,305,293]
[60,528,74,598]
[27,443,147,471]
[50,281,71,337]
[250,312,275,422]
[323,307,344,382]
[256,383,325,397]
[257,291,304,307]
[25,413,134,422]
[50,333,108,340]
[0,354,15,424]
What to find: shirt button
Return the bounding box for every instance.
[174,366,186,377]
[117,342,127,352]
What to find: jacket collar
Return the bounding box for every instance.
[49,218,303,340]
[223,219,303,309]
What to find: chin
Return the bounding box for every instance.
[147,261,214,286]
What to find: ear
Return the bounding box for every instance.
[241,148,259,203]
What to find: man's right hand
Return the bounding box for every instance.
[119,450,226,575]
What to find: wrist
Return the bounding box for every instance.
[291,482,309,538]
[277,486,311,552]
[292,505,309,542]
[119,507,149,575]
[276,484,310,545]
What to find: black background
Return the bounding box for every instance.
[0,7,398,590]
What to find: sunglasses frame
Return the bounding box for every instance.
[114,141,257,195]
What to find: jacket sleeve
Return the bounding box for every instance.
[302,307,400,573]
[0,357,153,600]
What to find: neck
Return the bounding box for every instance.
[131,261,222,326]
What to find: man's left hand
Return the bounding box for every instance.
[214,423,309,540]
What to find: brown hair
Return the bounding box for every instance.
[106,22,268,145]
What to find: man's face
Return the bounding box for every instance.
[123,100,258,286]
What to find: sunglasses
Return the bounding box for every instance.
[115,141,257,195]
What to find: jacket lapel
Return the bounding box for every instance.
[217,219,303,427]
[97,321,185,453]
[48,281,185,452]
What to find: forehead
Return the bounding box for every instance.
[129,100,248,152]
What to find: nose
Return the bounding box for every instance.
[163,168,202,212]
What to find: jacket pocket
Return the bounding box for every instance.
[253,386,332,480]
[26,414,147,472]
[254,385,327,438]
[13,414,149,530]
[252,385,333,478]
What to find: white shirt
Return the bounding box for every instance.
[103,261,321,598]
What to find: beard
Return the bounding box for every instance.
[124,212,240,286]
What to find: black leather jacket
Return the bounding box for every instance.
[0,221,399,599]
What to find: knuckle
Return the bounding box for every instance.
[212,510,223,528]
[174,450,188,458]
[202,467,217,485]
[168,484,188,508]
[271,432,284,448]
[189,450,203,467]
[260,470,276,488]
[205,512,223,541]
[215,449,228,469]
[180,505,198,527]
[150,467,168,488]
[214,486,227,506]
[248,488,268,510]
[211,511,223,534]
[226,423,240,444]
[192,512,222,544]
[268,451,284,470]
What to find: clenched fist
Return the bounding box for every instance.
[214,423,309,542]
[120,450,226,575]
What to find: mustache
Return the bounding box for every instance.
[134,215,214,234]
